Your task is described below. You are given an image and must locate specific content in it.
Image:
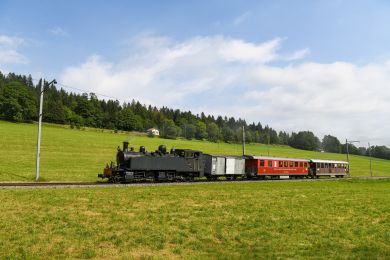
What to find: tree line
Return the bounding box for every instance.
[1,71,389,160]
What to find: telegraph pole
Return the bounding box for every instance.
[35,79,44,181]
[345,139,360,177]
[267,130,270,156]
[242,126,245,156]
[35,79,56,181]
[345,139,349,165]
[368,142,373,177]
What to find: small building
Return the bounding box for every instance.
[147,128,160,136]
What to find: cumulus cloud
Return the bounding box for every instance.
[0,35,28,65]
[233,11,251,26]
[49,26,68,37]
[60,34,390,146]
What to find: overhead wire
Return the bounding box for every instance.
[32,77,131,103]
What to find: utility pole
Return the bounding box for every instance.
[242,126,245,156]
[368,142,373,177]
[35,79,44,181]
[35,79,56,181]
[267,130,270,156]
[346,139,349,165]
[345,139,360,177]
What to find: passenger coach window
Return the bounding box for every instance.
[284,161,288,167]
[321,163,324,168]
[260,160,265,167]
[268,161,272,167]
[279,161,283,167]
[304,162,308,168]
[289,161,293,167]
[294,162,298,167]
[299,162,303,167]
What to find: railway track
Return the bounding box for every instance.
[0,177,348,189]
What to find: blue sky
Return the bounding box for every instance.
[1,0,390,145]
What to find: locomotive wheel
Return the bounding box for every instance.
[186,175,194,182]
[111,175,122,183]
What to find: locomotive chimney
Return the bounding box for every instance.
[123,141,129,152]
[158,145,167,154]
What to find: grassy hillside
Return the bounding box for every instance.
[0,120,389,181]
[0,180,389,258]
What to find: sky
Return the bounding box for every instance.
[1,0,390,146]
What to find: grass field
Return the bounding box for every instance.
[1,120,390,181]
[0,179,389,258]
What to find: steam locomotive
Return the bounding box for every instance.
[98,142,349,183]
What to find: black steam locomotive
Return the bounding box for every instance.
[98,142,204,183]
[99,142,348,183]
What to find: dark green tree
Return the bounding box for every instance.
[195,121,207,140]
[221,126,234,142]
[207,122,220,142]
[289,131,321,151]
[181,123,196,140]
[161,119,181,139]
[322,135,341,153]
[117,107,143,131]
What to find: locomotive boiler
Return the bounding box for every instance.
[98,142,204,183]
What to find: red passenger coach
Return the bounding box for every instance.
[245,156,309,179]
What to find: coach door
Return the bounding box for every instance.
[225,158,235,175]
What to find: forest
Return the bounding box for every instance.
[1,71,389,160]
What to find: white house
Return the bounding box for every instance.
[147,128,160,136]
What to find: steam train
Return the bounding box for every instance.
[98,142,349,183]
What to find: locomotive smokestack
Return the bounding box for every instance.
[123,141,129,152]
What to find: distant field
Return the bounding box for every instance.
[0,120,389,181]
[0,180,389,258]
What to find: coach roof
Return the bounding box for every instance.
[246,156,309,162]
[310,159,349,164]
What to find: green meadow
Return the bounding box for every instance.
[0,120,389,181]
[0,180,389,258]
[1,120,389,259]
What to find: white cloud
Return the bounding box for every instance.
[0,35,28,65]
[60,34,390,146]
[284,48,310,61]
[0,49,29,64]
[233,11,251,26]
[49,26,68,37]
[0,35,24,46]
